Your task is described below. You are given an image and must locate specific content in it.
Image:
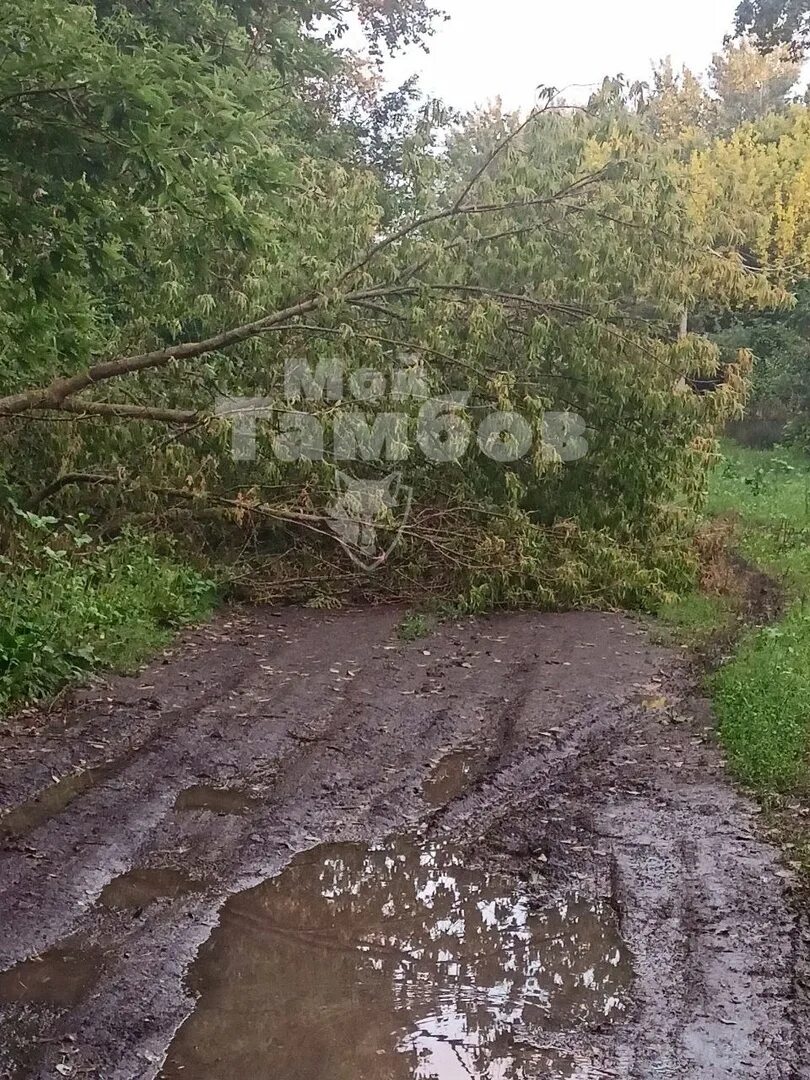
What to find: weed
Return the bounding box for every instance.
[397,612,431,642]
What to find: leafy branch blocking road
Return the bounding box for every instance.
[0,0,793,618]
[4,2,810,704]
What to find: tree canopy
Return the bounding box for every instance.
[734,0,810,54]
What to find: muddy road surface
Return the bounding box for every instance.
[0,608,807,1079]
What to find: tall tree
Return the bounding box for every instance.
[734,0,810,55]
[89,0,444,69]
[645,58,715,141]
[710,39,800,128]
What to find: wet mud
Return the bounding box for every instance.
[0,761,121,840]
[0,606,806,1078]
[0,945,102,1008]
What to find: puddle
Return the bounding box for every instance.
[99,868,204,911]
[160,836,632,1079]
[0,945,103,1008]
[0,763,119,838]
[423,748,486,808]
[174,786,260,815]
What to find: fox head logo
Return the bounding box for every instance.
[327,471,412,570]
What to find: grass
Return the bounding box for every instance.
[672,442,810,794]
[707,443,810,793]
[707,443,810,587]
[0,516,217,708]
[657,591,736,648]
[653,440,810,884]
[715,610,810,789]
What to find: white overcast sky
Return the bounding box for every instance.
[380,0,741,111]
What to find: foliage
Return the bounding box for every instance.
[709,39,801,130]
[671,91,810,447]
[685,98,810,258]
[90,0,443,68]
[0,0,303,394]
[0,2,796,624]
[642,40,800,142]
[0,510,216,705]
[712,281,810,439]
[692,110,810,440]
[734,0,810,55]
[645,59,717,143]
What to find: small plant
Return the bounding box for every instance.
[744,465,768,496]
[397,612,431,642]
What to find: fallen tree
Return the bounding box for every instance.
[0,1,791,610]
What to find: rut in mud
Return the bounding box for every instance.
[0,608,807,1079]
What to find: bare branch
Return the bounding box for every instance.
[52,400,202,424]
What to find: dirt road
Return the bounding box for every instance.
[0,608,807,1079]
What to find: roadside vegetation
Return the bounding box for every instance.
[0,507,216,707]
[708,443,810,792]
[658,440,810,875]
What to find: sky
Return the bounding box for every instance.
[381,0,741,112]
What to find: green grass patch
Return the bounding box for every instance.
[714,607,810,789]
[705,442,810,793]
[656,591,736,648]
[707,443,810,586]
[0,514,217,708]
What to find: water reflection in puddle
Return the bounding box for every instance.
[423,748,486,809]
[161,836,632,1079]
